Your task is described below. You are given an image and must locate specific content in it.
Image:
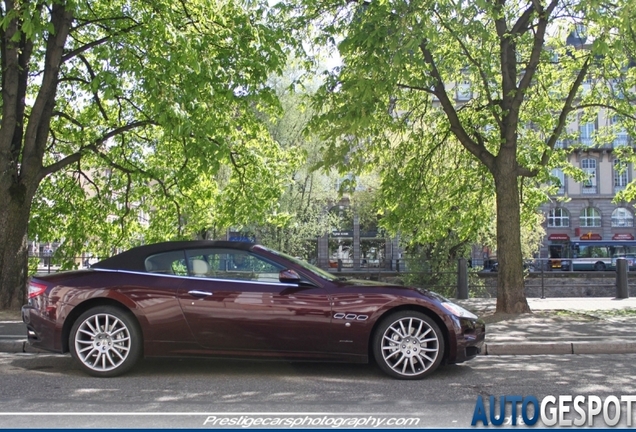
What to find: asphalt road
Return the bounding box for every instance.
[0,320,25,340]
[0,352,634,428]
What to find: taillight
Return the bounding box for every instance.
[28,281,47,299]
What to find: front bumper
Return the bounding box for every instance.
[454,317,486,363]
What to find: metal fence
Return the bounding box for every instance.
[29,253,99,274]
[326,257,485,299]
[328,257,631,299]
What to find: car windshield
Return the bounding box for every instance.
[256,246,338,282]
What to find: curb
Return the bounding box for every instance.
[483,341,636,356]
[0,340,48,354]
[2,339,636,356]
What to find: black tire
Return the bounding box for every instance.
[69,305,142,377]
[372,310,444,380]
[594,262,606,271]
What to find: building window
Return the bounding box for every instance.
[575,24,586,38]
[550,168,565,195]
[610,79,626,99]
[614,159,630,192]
[611,208,634,227]
[551,51,559,63]
[456,80,471,100]
[430,86,439,101]
[580,207,601,227]
[548,208,570,227]
[138,209,149,228]
[581,158,597,194]
[579,122,595,146]
[612,116,629,147]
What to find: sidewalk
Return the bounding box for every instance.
[457,297,636,356]
[1,298,636,356]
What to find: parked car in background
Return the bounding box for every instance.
[22,241,485,380]
[487,260,536,272]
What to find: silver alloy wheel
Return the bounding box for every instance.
[380,316,439,377]
[74,313,132,372]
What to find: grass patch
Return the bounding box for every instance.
[477,309,599,324]
[548,309,600,320]
[585,308,636,318]
[476,308,636,324]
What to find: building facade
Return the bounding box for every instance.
[539,110,635,262]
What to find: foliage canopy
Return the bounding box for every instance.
[0,0,294,308]
[279,0,636,313]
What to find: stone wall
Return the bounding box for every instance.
[476,272,636,298]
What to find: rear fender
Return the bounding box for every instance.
[59,289,146,353]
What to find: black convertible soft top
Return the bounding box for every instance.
[92,240,256,272]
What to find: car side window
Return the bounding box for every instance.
[144,251,187,276]
[185,248,283,282]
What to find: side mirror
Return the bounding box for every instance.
[279,269,301,283]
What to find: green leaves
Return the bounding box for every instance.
[8,0,296,261]
[280,0,635,285]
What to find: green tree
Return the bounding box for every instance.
[282,0,636,314]
[250,71,341,259]
[0,0,290,309]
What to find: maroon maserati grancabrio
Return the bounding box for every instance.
[22,241,485,379]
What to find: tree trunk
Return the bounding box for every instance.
[0,184,34,310]
[493,160,531,314]
[0,2,72,311]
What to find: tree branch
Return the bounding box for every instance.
[77,54,109,121]
[510,3,536,35]
[571,102,636,121]
[21,2,73,181]
[432,9,502,128]
[418,39,496,171]
[535,55,592,170]
[493,0,517,108]
[63,23,141,62]
[75,160,102,200]
[0,0,22,156]
[396,83,433,93]
[70,15,135,33]
[38,120,155,181]
[515,0,559,104]
[52,110,85,129]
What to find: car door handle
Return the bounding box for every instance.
[188,290,213,297]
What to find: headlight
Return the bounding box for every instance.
[441,302,478,320]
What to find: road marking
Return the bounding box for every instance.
[0,412,424,416]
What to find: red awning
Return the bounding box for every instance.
[548,234,570,241]
[580,233,602,240]
[613,233,635,240]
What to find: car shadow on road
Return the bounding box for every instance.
[7,353,474,381]
[132,358,474,381]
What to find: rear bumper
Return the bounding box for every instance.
[21,305,61,353]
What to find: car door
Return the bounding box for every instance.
[177,248,333,356]
[138,249,195,345]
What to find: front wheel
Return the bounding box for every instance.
[372,311,444,380]
[69,305,142,377]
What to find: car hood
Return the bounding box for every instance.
[333,278,449,302]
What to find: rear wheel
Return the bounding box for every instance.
[69,305,142,377]
[372,311,444,380]
[594,262,606,271]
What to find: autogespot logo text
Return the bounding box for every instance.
[471,395,636,427]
